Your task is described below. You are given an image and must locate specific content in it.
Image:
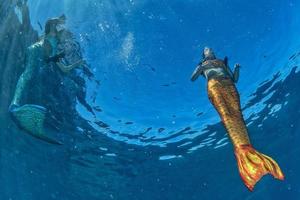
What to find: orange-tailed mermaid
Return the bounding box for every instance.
[191,47,284,191]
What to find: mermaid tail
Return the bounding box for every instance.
[235,144,284,191]
[10,104,62,145]
[207,78,284,190]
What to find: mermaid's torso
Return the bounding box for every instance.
[201,59,230,80]
[25,40,76,108]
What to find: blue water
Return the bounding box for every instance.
[1,0,300,199]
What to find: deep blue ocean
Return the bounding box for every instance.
[1,0,300,199]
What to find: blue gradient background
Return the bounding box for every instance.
[1,0,300,199]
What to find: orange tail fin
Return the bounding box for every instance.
[234,145,284,191]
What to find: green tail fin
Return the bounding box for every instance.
[11,104,62,145]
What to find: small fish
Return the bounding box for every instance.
[95,120,109,128]
[142,127,152,134]
[289,53,297,60]
[37,21,43,31]
[91,95,96,103]
[113,97,121,101]
[110,130,120,134]
[93,106,102,112]
[144,64,156,72]
[196,112,203,117]
[95,80,101,86]
[158,128,165,133]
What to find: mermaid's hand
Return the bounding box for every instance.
[56,50,66,59]
[234,63,241,69]
[46,51,65,63]
[57,59,84,73]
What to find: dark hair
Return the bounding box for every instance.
[44,20,54,35]
[44,15,66,35]
[202,47,216,60]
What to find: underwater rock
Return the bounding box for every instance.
[0,0,38,114]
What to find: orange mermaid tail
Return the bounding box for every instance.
[235,144,284,191]
[207,77,284,191]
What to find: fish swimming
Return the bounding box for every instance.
[191,47,284,191]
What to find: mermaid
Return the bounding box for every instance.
[191,47,284,191]
[9,15,83,144]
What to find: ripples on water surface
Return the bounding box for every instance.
[1,0,300,199]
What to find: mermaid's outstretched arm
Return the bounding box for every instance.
[233,64,240,83]
[56,59,84,73]
[223,57,240,83]
[191,63,204,81]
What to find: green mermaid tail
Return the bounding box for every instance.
[10,104,62,145]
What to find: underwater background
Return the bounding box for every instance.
[1,0,300,199]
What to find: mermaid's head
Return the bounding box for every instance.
[203,47,216,60]
[16,0,23,7]
[44,14,66,36]
[44,15,66,56]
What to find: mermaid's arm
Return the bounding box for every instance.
[46,50,65,63]
[191,62,204,81]
[224,56,228,66]
[233,64,240,83]
[56,59,84,73]
[223,57,240,83]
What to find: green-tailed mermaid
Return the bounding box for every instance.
[9,15,83,144]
